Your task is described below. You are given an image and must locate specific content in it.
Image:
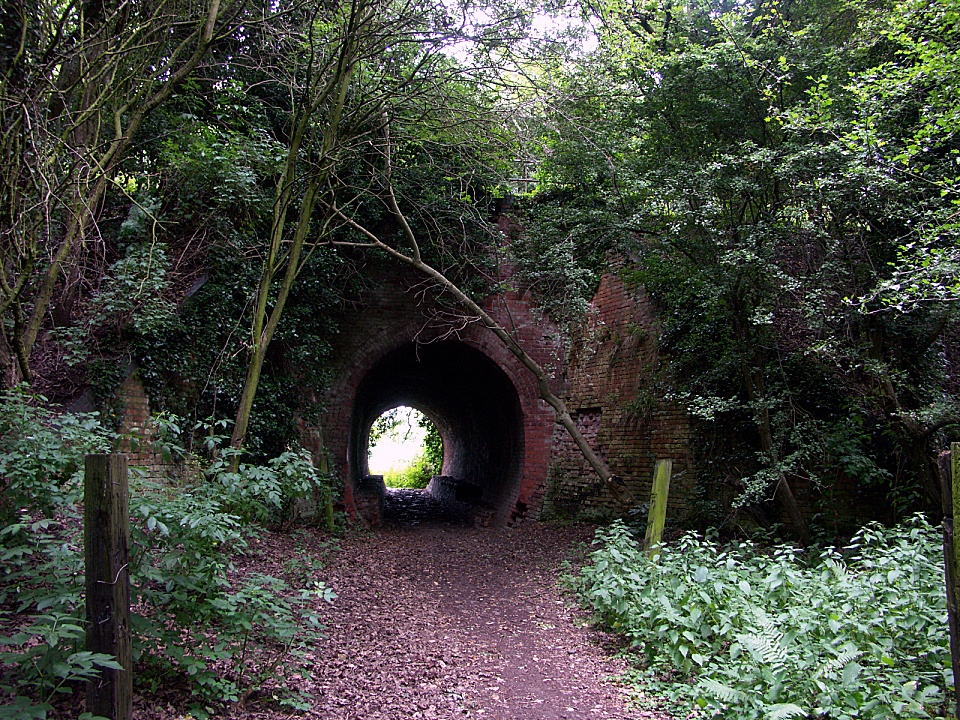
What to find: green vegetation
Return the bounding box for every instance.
[515,0,960,535]
[576,517,950,718]
[381,455,436,490]
[369,407,442,489]
[0,390,335,718]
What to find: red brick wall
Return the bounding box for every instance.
[116,372,169,480]
[318,263,566,524]
[318,262,696,525]
[544,273,695,521]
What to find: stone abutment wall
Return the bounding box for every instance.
[542,274,694,523]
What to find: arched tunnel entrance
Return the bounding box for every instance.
[349,340,525,523]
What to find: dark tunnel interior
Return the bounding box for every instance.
[349,341,525,517]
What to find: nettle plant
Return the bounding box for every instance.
[577,517,951,719]
[0,391,335,718]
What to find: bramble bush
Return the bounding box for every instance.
[0,389,336,719]
[577,517,951,719]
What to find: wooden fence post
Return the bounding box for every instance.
[316,426,336,533]
[85,454,133,720]
[941,443,960,719]
[644,459,672,559]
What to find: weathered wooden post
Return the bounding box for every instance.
[943,444,960,718]
[644,459,672,559]
[316,427,336,533]
[84,454,133,720]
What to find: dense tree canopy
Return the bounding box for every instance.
[515,0,960,530]
[0,0,957,524]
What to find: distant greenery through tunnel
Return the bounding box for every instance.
[368,407,443,488]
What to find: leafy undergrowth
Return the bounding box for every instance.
[382,454,435,489]
[576,517,951,720]
[0,389,337,719]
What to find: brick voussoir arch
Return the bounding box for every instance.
[320,281,563,526]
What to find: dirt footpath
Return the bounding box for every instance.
[294,514,673,720]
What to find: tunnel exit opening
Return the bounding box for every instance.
[349,340,525,525]
[368,406,443,489]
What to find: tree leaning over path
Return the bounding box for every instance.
[327,123,632,504]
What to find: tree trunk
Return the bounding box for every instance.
[226,7,370,455]
[741,363,812,545]
[399,249,633,505]
[228,179,322,457]
[228,59,354,454]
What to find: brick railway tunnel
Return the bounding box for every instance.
[315,268,563,528]
[349,340,525,523]
[312,265,699,530]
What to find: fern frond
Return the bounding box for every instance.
[824,558,847,579]
[738,628,787,668]
[751,606,779,634]
[766,702,807,720]
[699,677,748,704]
[814,648,863,679]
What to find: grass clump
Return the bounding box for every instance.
[576,516,950,719]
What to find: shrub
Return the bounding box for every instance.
[0,387,114,524]
[206,447,331,526]
[577,516,951,719]
[382,452,435,489]
[0,393,335,717]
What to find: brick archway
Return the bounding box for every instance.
[350,340,525,519]
[313,263,696,528]
[317,268,562,526]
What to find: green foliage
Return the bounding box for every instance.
[368,407,442,489]
[369,408,408,445]
[54,236,178,370]
[794,0,960,310]
[206,447,332,526]
[510,199,613,328]
[0,393,335,714]
[0,610,121,718]
[421,418,443,472]
[94,239,177,337]
[520,0,960,523]
[130,234,343,460]
[60,70,347,459]
[128,472,334,711]
[0,388,113,523]
[577,517,950,718]
[382,453,436,489]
